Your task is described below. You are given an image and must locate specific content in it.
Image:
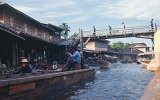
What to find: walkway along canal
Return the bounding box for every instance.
[0,68,95,100]
[55,63,153,100]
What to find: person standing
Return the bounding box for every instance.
[151,19,154,32]
[108,25,112,35]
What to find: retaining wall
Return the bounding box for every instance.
[0,68,95,100]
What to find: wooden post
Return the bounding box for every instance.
[13,40,17,66]
[16,40,18,66]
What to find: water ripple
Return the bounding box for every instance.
[55,63,154,100]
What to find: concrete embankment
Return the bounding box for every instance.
[0,68,95,100]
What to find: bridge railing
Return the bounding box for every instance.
[83,25,157,37]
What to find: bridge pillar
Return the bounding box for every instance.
[155,23,157,32]
[151,38,154,51]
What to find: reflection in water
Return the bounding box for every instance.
[54,63,153,100]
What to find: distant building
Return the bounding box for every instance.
[131,43,150,53]
[84,38,109,52]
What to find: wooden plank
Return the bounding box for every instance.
[9,82,35,95]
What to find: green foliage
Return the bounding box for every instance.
[69,32,79,40]
[123,43,130,48]
[59,23,70,39]
[110,41,130,51]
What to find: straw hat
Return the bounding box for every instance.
[21,59,28,63]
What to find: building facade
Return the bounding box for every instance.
[0,3,63,68]
[84,39,109,52]
[131,43,149,53]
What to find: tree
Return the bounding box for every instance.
[69,32,79,40]
[123,43,130,48]
[110,41,130,51]
[59,23,70,39]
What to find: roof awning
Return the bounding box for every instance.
[138,52,154,56]
[0,27,25,40]
[83,48,100,53]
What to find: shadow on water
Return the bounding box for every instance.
[54,63,154,100]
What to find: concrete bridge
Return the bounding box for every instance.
[81,24,160,100]
[82,25,160,40]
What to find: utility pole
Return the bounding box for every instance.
[80,29,83,57]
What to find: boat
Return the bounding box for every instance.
[96,59,110,69]
[96,55,111,69]
[137,52,153,67]
[139,60,151,67]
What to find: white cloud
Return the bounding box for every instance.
[42,0,76,9]
[66,15,91,23]
[99,0,160,20]
[9,0,81,23]
[45,11,82,18]
[7,0,160,21]
[14,6,34,13]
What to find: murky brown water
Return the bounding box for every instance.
[54,63,153,100]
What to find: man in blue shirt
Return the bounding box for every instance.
[66,47,81,71]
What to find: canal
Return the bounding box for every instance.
[55,63,153,100]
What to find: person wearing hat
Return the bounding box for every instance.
[19,58,32,73]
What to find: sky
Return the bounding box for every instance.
[4,0,160,47]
